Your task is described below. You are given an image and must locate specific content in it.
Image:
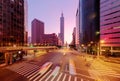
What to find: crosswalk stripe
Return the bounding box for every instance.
[39,70,52,81]
[56,73,63,81]
[24,68,38,77]
[68,75,71,81]
[51,72,59,81]
[29,72,41,81]
[81,78,83,81]
[16,68,32,75]
[27,70,38,78]
[45,71,53,81]
[33,73,44,81]
[106,74,120,78]
[10,63,28,70]
[95,68,115,72]
[7,63,26,70]
[7,63,40,78]
[21,66,38,74]
[62,74,67,81]
[22,67,38,75]
[7,63,39,75]
[45,66,60,81]
[16,66,37,75]
[9,65,25,71]
[74,77,77,81]
[92,64,118,76]
[94,69,117,75]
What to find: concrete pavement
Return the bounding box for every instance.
[0,49,120,81]
[0,49,95,81]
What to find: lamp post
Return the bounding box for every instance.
[97,40,105,58]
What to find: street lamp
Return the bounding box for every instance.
[97,40,105,58]
[100,40,105,44]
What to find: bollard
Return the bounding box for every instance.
[9,53,13,64]
[5,52,9,65]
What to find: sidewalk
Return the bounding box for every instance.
[99,56,120,64]
[73,50,120,64]
[0,51,47,68]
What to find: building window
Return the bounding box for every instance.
[11,0,14,2]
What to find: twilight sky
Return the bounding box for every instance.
[28,0,79,44]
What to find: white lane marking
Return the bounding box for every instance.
[17,66,38,75]
[92,63,117,75]
[65,64,68,72]
[68,75,71,81]
[9,63,39,74]
[45,72,53,81]
[51,72,59,81]
[27,70,38,78]
[33,73,43,81]
[14,66,27,73]
[81,78,83,81]
[76,72,94,79]
[12,64,26,71]
[39,70,52,81]
[106,74,120,78]
[45,66,60,81]
[24,68,38,77]
[6,63,26,70]
[69,59,76,75]
[56,73,63,81]
[89,69,120,78]
[75,77,77,81]
[19,68,36,76]
[29,72,40,80]
[51,66,60,76]
[62,74,67,81]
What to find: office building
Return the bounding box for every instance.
[100,0,120,55]
[42,33,58,46]
[76,5,80,48]
[72,27,76,46]
[58,33,62,46]
[31,19,44,44]
[24,0,28,44]
[0,0,24,46]
[76,0,100,49]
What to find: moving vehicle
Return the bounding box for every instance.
[39,62,53,74]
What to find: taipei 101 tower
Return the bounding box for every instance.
[60,12,64,46]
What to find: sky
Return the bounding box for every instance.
[28,0,79,44]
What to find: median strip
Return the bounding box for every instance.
[69,59,76,75]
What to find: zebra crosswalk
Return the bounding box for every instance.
[90,61,120,78]
[6,62,93,81]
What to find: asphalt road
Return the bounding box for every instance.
[0,49,120,81]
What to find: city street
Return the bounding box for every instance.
[0,49,120,81]
[1,0,120,81]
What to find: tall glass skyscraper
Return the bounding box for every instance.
[0,0,24,46]
[60,12,64,46]
[76,0,100,50]
[24,0,28,44]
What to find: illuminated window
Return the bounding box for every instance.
[19,2,22,6]
[11,0,14,2]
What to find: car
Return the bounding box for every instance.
[0,52,4,64]
[63,53,66,55]
[38,62,53,74]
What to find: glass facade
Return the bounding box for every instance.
[77,0,100,46]
[0,0,24,46]
[100,0,120,53]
